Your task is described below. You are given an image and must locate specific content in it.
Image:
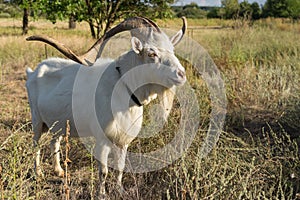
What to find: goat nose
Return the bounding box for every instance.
[177,70,186,78]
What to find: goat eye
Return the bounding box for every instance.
[148,53,157,58]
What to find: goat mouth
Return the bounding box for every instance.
[169,77,186,86]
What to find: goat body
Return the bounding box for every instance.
[26,16,187,196]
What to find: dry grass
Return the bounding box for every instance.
[0,18,299,199]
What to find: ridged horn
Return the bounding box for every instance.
[181,17,187,39]
[82,16,161,65]
[26,17,161,66]
[26,35,85,64]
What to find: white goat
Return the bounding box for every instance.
[26,17,187,195]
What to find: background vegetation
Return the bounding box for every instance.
[1,0,299,36]
[0,0,176,37]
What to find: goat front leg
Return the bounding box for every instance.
[113,145,128,193]
[95,143,111,198]
[50,135,64,177]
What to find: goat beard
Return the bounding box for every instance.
[158,86,176,122]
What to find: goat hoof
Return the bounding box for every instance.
[55,169,64,177]
[35,168,44,178]
[117,184,125,195]
[96,194,106,200]
[95,191,106,200]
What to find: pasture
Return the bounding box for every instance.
[0,17,299,199]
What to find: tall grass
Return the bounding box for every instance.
[0,116,298,199]
[189,20,300,132]
[0,18,299,199]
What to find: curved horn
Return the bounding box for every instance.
[26,17,161,66]
[82,17,161,65]
[181,17,187,35]
[170,17,187,46]
[181,17,187,37]
[26,35,86,65]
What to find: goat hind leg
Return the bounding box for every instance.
[50,135,64,177]
[33,123,43,177]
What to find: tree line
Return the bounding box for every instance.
[0,0,299,38]
[175,0,300,21]
[1,0,175,38]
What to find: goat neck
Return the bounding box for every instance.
[115,51,161,107]
[115,66,142,107]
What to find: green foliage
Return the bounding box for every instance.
[221,0,239,19]
[175,3,207,19]
[208,1,262,20]
[0,3,22,18]
[251,2,261,20]
[39,0,175,38]
[262,0,300,19]
[145,0,175,18]
[4,0,174,37]
[41,0,77,23]
[14,0,42,19]
[263,0,289,18]
[238,1,262,20]
[287,0,300,20]
[239,1,252,18]
[207,7,222,19]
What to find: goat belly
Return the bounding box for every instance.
[105,127,138,147]
[103,109,143,147]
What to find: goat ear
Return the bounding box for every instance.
[170,30,183,46]
[131,37,143,54]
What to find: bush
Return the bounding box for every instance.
[207,7,222,18]
[174,3,208,19]
[0,3,22,18]
[0,12,10,18]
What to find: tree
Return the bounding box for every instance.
[207,7,222,19]
[146,0,174,18]
[287,0,300,20]
[41,0,78,29]
[262,0,300,19]
[221,0,239,19]
[251,2,261,20]
[176,3,207,19]
[238,1,262,20]
[22,2,29,34]
[14,0,41,34]
[262,0,289,18]
[42,0,175,38]
[239,1,252,19]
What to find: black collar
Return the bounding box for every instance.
[116,67,142,107]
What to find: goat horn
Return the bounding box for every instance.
[26,35,86,65]
[82,17,161,65]
[181,17,187,36]
[85,17,190,64]
[26,17,161,66]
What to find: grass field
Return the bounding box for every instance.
[0,17,299,199]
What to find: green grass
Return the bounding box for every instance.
[0,17,299,199]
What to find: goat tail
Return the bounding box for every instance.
[26,67,33,77]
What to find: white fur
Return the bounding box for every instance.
[26,32,186,195]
